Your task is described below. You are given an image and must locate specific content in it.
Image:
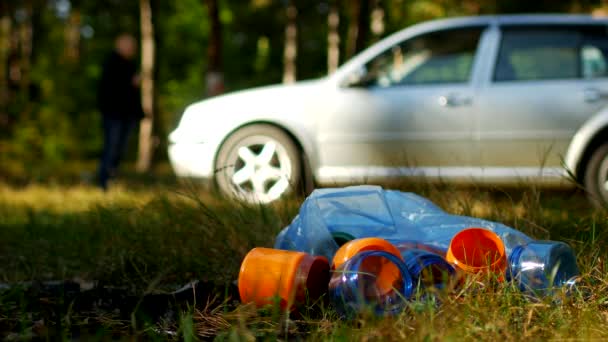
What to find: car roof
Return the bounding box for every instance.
[424,14,608,28]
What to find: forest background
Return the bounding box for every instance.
[1,0,604,181]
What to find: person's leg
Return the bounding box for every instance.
[98,117,122,190]
[111,118,137,172]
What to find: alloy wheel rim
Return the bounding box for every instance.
[226,136,293,203]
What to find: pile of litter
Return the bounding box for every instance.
[238,186,580,315]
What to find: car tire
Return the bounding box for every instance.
[583,142,608,208]
[215,124,302,203]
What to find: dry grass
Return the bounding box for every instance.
[0,180,607,340]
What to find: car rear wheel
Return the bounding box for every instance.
[215,124,301,203]
[583,142,608,208]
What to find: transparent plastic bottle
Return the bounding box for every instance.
[508,241,579,294]
[399,249,455,290]
[329,250,413,316]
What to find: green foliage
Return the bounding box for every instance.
[0,0,604,177]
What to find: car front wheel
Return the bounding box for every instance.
[215,124,301,203]
[584,142,608,208]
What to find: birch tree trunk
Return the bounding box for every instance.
[327,1,340,74]
[370,0,384,42]
[136,0,155,172]
[283,1,297,84]
[204,0,224,97]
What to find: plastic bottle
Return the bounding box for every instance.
[274,186,579,296]
[400,249,455,290]
[508,240,579,294]
[445,228,507,278]
[329,250,413,316]
[238,248,329,309]
[332,237,402,270]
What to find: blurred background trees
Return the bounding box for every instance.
[0,0,604,180]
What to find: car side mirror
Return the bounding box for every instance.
[343,66,369,87]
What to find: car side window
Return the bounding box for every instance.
[360,27,484,87]
[494,28,581,82]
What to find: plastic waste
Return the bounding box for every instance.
[329,250,413,315]
[274,185,530,262]
[508,240,580,294]
[274,185,579,295]
[445,228,507,277]
[238,248,329,309]
[392,240,448,256]
[400,249,455,290]
[332,237,402,270]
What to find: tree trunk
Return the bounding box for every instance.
[63,5,81,63]
[370,0,384,42]
[283,1,297,84]
[345,0,370,59]
[327,1,340,74]
[0,2,11,127]
[204,0,224,97]
[136,0,155,173]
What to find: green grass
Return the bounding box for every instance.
[1,178,607,340]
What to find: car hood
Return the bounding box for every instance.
[189,80,322,115]
[170,79,326,143]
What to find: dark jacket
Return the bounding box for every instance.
[98,51,144,120]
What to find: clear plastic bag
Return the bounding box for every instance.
[275,185,530,261]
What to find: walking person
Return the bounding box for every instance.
[97,34,143,190]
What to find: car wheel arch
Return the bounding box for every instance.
[575,126,608,184]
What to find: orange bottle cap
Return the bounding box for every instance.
[446,228,507,276]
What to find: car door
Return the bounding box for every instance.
[316,26,487,181]
[475,24,608,177]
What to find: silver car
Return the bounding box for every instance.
[168,14,608,205]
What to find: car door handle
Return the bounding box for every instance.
[438,94,472,107]
[583,88,608,103]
